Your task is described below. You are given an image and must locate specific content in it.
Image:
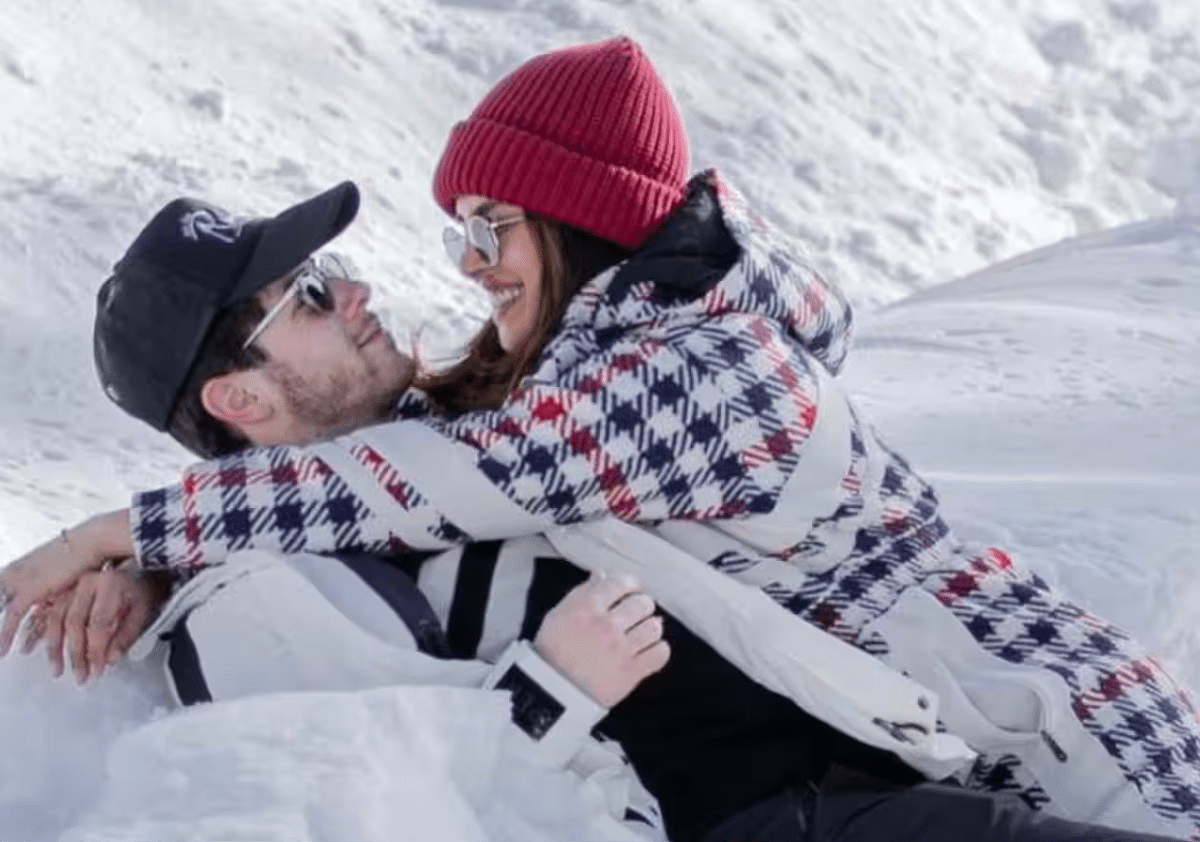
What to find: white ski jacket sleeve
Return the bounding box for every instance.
[128,550,666,840]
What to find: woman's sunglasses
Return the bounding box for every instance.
[241,253,356,350]
[442,213,525,268]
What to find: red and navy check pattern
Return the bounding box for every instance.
[129,173,1200,835]
[132,173,851,566]
[929,554,1200,834]
[710,417,1200,836]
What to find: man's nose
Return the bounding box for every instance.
[335,278,371,318]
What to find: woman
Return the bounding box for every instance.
[2,36,1196,840]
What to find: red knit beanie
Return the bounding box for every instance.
[433,36,690,250]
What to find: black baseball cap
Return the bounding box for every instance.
[94,181,360,431]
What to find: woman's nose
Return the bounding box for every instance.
[460,244,490,278]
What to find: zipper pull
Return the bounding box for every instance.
[1041,730,1068,762]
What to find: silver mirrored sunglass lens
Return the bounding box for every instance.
[240,256,343,350]
[466,216,501,264]
[442,219,502,267]
[443,227,467,265]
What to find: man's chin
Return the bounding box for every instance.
[363,335,415,385]
[387,353,417,397]
[373,359,416,421]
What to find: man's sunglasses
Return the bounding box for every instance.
[241,253,356,350]
[442,213,525,268]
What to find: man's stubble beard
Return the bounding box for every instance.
[269,358,406,442]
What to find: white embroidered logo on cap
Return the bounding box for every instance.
[180,208,245,244]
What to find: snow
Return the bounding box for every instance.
[841,215,1200,684]
[54,681,607,842]
[1,0,1199,839]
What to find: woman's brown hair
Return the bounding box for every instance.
[419,212,633,416]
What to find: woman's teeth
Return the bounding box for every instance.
[491,287,521,310]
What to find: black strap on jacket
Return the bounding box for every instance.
[168,552,452,706]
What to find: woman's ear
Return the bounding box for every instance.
[199,371,274,432]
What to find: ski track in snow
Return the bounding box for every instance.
[1,0,1199,839]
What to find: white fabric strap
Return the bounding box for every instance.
[546,518,977,780]
[713,360,852,556]
[865,588,1181,836]
[350,420,550,541]
[308,438,453,550]
[484,640,608,770]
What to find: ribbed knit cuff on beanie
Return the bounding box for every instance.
[433,36,690,250]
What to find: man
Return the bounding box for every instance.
[32,182,672,841]
[21,183,1181,842]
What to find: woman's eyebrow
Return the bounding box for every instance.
[462,200,500,220]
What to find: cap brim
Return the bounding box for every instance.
[229,181,361,302]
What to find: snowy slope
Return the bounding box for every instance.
[842,214,1200,687]
[1,0,1200,839]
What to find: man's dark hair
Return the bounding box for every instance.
[166,298,268,458]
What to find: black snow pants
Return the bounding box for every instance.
[701,765,1180,842]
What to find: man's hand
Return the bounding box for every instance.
[22,565,166,684]
[534,574,670,708]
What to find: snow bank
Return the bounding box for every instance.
[843,213,1200,688]
[0,652,170,840]
[60,686,507,842]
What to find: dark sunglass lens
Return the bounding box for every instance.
[298,276,334,311]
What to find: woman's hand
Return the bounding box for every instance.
[0,509,136,657]
[534,573,671,708]
[21,565,166,683]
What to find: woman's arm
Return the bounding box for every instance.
[0,509,135,654]
[126,317,826,573]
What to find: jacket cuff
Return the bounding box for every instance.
[484,640,608,769]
